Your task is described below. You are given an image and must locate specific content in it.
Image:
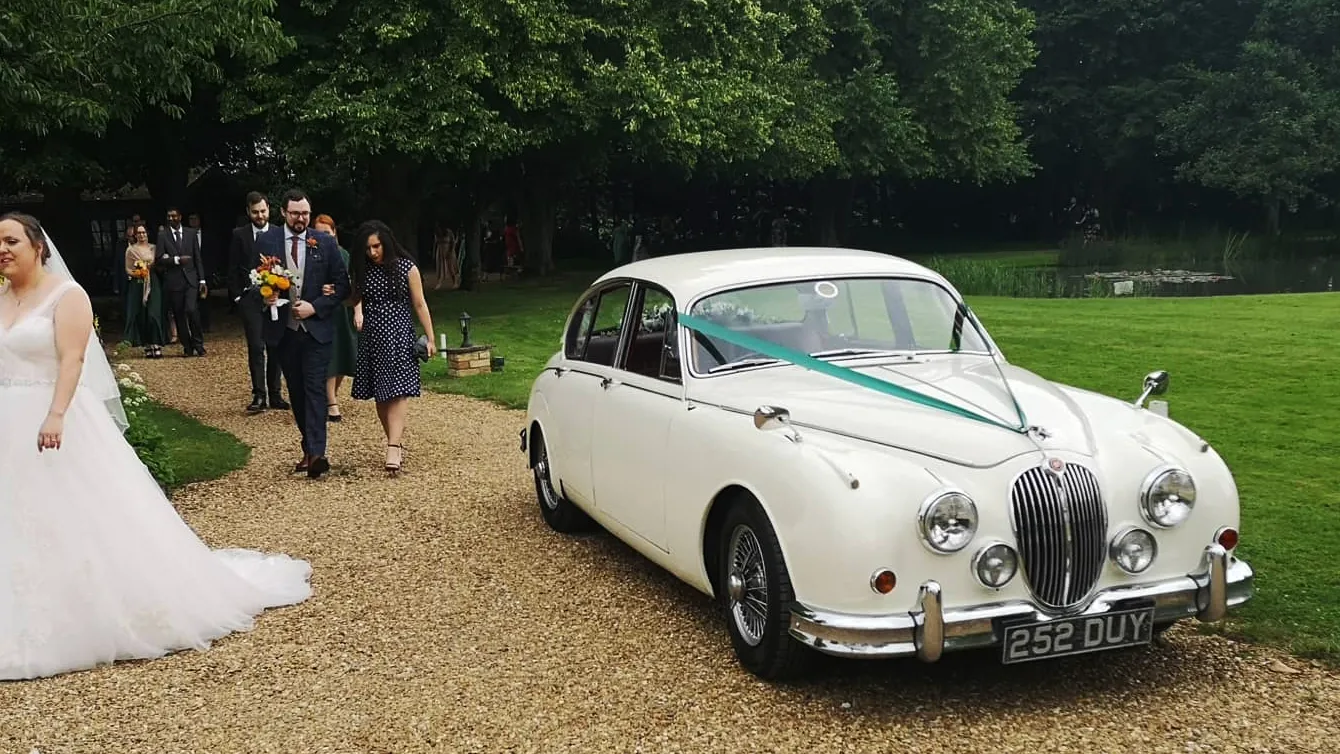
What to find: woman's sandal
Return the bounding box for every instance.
[328,404,342,422]
[385,443,403,475]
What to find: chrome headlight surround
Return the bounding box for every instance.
[917,489,978,554]
[1140,466,1196,528]
[1109,526,1158,574]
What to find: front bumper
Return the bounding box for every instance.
[789,544,1253,661]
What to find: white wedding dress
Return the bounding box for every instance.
[0,278,312,681]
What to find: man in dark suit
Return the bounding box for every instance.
[157,206,208,356]
[257,188,351,478]
[228,191,289,414]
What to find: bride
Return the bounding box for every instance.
[0,212,312,681]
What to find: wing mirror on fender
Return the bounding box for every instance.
[1134,370,1169,408]
[754,405,802,443]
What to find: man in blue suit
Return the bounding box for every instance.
[258,188,351,478]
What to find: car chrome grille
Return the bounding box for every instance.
[1010,462,1107,611]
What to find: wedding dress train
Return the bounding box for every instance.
[0,279,312,681]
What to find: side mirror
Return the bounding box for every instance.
[754,405,790,430]
[753,405,801,442]
[1134,370,1169,408]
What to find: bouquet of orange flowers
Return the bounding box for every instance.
[250,256,295,321]
[130,260,150,279]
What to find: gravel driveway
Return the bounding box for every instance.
[3,331,1337,753]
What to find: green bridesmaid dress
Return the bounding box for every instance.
[122,246,166,356]
[328,245,359,378]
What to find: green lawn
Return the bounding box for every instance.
[135,400,252,489]
[422,276,1340,665]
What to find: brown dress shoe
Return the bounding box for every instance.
[307,456,330,479]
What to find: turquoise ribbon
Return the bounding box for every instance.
[678,312,1028,434]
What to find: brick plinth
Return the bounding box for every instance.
[445,345,492,377]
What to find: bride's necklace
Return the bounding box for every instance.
[7,273,49,312]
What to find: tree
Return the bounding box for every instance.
[764,0,1039,244]
[0,0,289,137]
[1015,0,1261,235]
[1160,1,1340,234]
[226,0,833,272]
[0,0,290,190]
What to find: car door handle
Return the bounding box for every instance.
[600,376,620,389]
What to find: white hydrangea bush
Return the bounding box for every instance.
[115,362,152,414]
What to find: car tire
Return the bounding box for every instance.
[531,427,590,533]
[717,496,813,680]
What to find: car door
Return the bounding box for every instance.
[589,282,682,551]
[546,280,635,507]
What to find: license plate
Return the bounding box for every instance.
[1000,606,1154,664]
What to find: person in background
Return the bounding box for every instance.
[228,191,286,414]
[122,223,165,358]
[188,212,212,333]
[312,213,358,422]
[156,206,206,356]
[347,220,436,475]
[502,216,523,270]
[432,223,460,290]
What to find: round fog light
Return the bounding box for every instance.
[972,543,1018,588]
[1110,528,1157,574]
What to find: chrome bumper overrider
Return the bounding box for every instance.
[789,544,1253,661]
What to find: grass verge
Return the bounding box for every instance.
[421,274,1340,665]
[134,399,252,490]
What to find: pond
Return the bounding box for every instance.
[917,236,1340,298]
[1076,256,1338,297]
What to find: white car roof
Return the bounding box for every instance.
[590,247,956,303]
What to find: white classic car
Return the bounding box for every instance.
[519,247,1254,679]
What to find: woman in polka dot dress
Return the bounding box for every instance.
[348,220,437,474]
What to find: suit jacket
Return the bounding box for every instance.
[257,227,350,346]
[228,223,280,305]
[156,224,206,290]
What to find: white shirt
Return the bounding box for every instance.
[237,225,271,302]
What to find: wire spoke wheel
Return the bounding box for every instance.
[726,524,769,647]
[535,441,559,511]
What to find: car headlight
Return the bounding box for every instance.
[1140,467,1196,528]
[1110,527,1157,574]
[918,491,978,553]
[972,542,1018,588]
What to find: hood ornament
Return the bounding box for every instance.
[1028,424,1051,441]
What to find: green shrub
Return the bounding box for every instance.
[112,363,178,490]
[125,411,177,489]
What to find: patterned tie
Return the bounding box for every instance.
[286,234,303,332]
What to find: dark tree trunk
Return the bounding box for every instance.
[809,176,855,246]
[366,157,421,259]
[518,157,562,275]
[519,181,557,275]
[1265,197,1282,236]
[460,200,486,291]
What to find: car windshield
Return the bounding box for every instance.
[686,277,991,373]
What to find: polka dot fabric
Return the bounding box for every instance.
[352,256,421,402]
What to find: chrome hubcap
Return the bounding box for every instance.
[727,572,746,602]
[535,443,559,510]
[726,524,768,647]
